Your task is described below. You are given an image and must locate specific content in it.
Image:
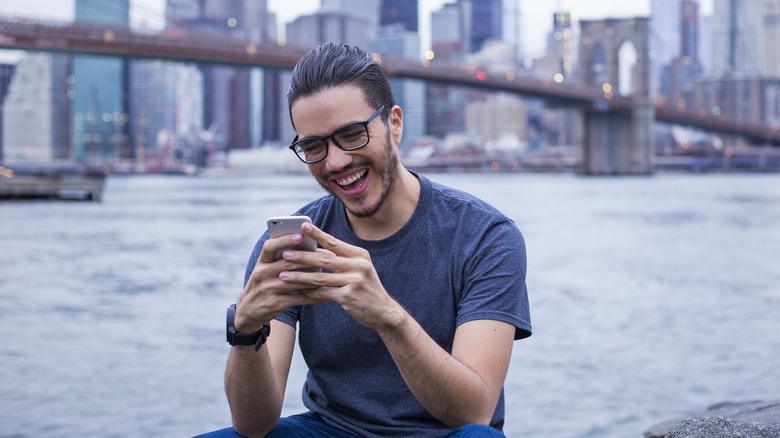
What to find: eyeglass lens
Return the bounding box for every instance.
[294,123,369,163]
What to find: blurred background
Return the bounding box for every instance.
[0,1,779,438]
[0,0,777,175]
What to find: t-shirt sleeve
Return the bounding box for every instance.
[456,219,532,340]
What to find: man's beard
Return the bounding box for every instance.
[318,130,399,218]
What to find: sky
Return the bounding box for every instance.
[0,0,714,59]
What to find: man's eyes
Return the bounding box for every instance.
[338,126,365,141]
[300,141,325,153]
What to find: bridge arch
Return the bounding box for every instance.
[618,39,638,96]
[577,17,653,174]
[579,18,649,100]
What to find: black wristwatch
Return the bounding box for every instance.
[226,303,270,351]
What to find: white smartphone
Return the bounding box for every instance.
[267,215,318,261]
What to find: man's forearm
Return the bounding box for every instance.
[376,308,509,428]
[225,346,284,437]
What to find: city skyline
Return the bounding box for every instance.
[0,0,714,59]
[1,0,776,174]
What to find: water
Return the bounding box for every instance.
[1,172,778,438]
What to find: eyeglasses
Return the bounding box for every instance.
[289,105,386,164]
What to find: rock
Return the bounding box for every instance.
[644,400,780,438]
[665,417,780,438]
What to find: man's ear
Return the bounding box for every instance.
[390,105,403,145]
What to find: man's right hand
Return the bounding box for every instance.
[234,231,329,334]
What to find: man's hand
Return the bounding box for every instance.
[235,229,329,334]
[277,222,405,331]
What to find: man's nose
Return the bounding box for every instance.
[324,139,353,172]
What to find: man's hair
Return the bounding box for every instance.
[287,42,396,129]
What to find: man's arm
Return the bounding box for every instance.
[379,315,515,427]
[279,222,517,428]
[226,231,326,437]
[225,321,295,437]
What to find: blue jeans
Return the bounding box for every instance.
[193,412,506,437]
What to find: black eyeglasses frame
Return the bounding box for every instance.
[288,105,386,164]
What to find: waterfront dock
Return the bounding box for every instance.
[0,165,106,201]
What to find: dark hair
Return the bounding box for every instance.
[287,42,396,129]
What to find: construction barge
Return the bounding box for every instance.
[0,164,106,201]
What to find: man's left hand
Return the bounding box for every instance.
[277,222,403,330]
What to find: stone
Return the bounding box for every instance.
[644,400,780,438]
[665,417,780,438]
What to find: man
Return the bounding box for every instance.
[200,42,531,438]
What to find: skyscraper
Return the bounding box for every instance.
[650,0,684,96]
[370,26,425,151]
[380,0,418,32]
[3,54,69,162]
[428,1,473,137]
[431,1,471,59]
[548,12,574,78]
[72,0,131,164]
[680,0,699,59]
[129,61,204,171]
[166,0,276,150]
[321,0,380,32]
[712,0,763,77]
[664,1,703,103]
[764,0,780,78]
[469,0,502,53]
[0,63,17,161]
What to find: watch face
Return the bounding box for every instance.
[227,303,237,343]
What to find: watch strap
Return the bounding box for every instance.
[226,303,271,351]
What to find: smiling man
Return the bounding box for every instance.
[197,42,531,438]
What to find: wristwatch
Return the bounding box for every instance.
[226,303,271,351]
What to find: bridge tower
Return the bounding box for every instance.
[578,18,654,175]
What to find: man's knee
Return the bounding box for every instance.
[441,424,506,437]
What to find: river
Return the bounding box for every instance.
[1,171,778,437]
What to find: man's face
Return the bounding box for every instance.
[290,85,401,218]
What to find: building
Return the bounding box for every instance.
[129,61,204,171]
[711,0,763,77]
[0,63,17,161]
[321,0,380,33]
[431,1,471,59]
[541,11,575,79]
[71,0,131,164]
[529,12,579,147]
[380,0,418,32]
[166,0,276,151]
[650,0,684,96]
[370,25,425,151]
[692,76,770,123]
[764,0,780,78]
[662,1,704,102]
[680,0,699,59]
[469,0,502,53]
[3,54,69,162]
[286,12,373,49]
[464,94,528,147]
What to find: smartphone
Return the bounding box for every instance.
[267,215,318,261]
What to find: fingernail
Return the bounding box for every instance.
[291,234,302,243]
[283,250,294,259]
[279,271,289,280]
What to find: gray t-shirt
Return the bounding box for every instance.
[244,173,531,437]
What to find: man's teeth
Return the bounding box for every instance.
[336,170,366,186]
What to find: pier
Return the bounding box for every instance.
[0,165,106,201]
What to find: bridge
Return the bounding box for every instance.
[1,16,778,174]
